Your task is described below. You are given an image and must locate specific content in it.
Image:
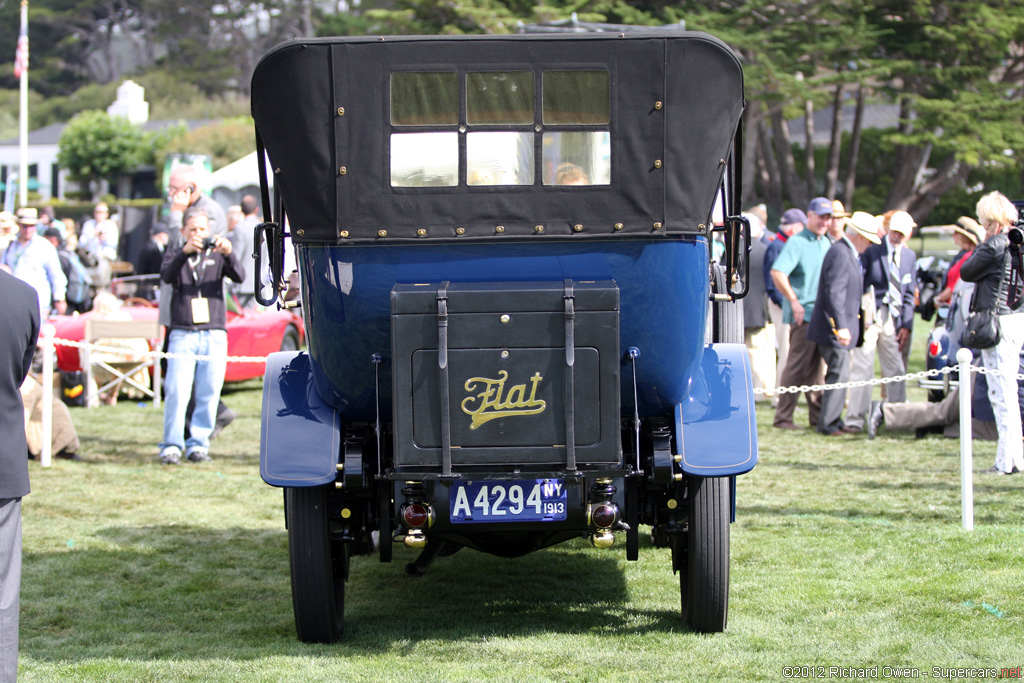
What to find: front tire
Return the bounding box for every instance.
[682,476,730,633]
[285,486,347,643]
[280,325,300,352]
[710,264,744,344]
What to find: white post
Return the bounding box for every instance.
[956,347,974,531]
[18,0,29,208]
[40,323,55,468]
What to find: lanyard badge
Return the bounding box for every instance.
[191,296,210,324]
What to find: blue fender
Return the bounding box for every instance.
[260,351,343,488]
[674,343,758,477]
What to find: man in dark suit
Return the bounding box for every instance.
[0,269,41,683]
[743,212,774,397]
[807,212,881,435]
[137,223,170,277]
[844,210,918,431]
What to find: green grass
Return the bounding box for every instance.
[18,372,1024,682]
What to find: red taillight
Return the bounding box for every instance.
[591,503,617,529]
[402,503,430,528]
[928,341,941,358]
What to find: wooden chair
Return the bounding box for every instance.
[82,318,162,407]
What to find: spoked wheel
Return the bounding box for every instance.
[681,476,730,633]
[285,486,348,643]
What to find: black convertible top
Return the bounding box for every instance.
[250,32,744,244]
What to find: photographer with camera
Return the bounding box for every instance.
[960,190,1024,475]
[157,206,243,465]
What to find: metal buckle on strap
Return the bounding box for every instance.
[437,282,452,476]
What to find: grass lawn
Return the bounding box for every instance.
[17,368,1024,682]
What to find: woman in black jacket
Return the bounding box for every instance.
[960,190,1024,475]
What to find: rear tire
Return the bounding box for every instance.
[285,486,347,643]
[682,476,730,633]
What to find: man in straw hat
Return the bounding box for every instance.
[0,208,67,318]
[844,210,918,431]
[807,212,882,435]
[828,200,851,242]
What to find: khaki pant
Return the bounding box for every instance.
[846,307,907,429]
[745,325,776,398]
[768,300,790,394]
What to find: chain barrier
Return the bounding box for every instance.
[753,363,1024,396]
[52,336,270,365]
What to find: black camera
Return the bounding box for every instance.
[201,236,217,250]
[1009,226,1023,246]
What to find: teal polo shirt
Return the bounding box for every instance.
[770,229,831,324]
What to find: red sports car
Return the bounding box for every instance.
[50,276,304,383]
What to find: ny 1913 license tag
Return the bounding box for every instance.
[450,479,567,524]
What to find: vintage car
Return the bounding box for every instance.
[49,275,304,383]
[251,29,757,642]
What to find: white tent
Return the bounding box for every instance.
[209,151,273,207]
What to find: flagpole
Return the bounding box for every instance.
[18,0,29,208]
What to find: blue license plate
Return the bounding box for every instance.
[450,479,567,523]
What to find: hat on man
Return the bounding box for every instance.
[16,207,39,225]
[807,197,833,216]
[847,211,882,245]
[832,200,851,218]
[0,211,16,230]
[888,210,917,236]
[781,208,808,227]
[150,223,169,236]
[953,216,984,245]
[42,227,62,241]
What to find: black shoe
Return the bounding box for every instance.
[867,401,884,440]
[210,407,237,440]
[985,465,1018,475]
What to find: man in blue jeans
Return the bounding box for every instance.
[158,206,244,464]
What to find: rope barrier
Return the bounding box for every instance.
[52,336,270,365]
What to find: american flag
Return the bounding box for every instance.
[13,18,27,79]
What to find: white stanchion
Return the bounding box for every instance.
[41,323,55,469]
[956,347,974,531]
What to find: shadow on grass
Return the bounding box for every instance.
[22,524,684,661]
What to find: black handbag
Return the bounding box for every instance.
[960,308,1000,350]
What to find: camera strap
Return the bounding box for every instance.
[1007,244,1024,310]
[188,252,209,284]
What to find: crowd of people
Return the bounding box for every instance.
[0,169,266,472]
[738,191,1024,476]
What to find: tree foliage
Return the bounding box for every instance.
[3,0,1024,220]
[57,110,148,197]
[155,117,256,172]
